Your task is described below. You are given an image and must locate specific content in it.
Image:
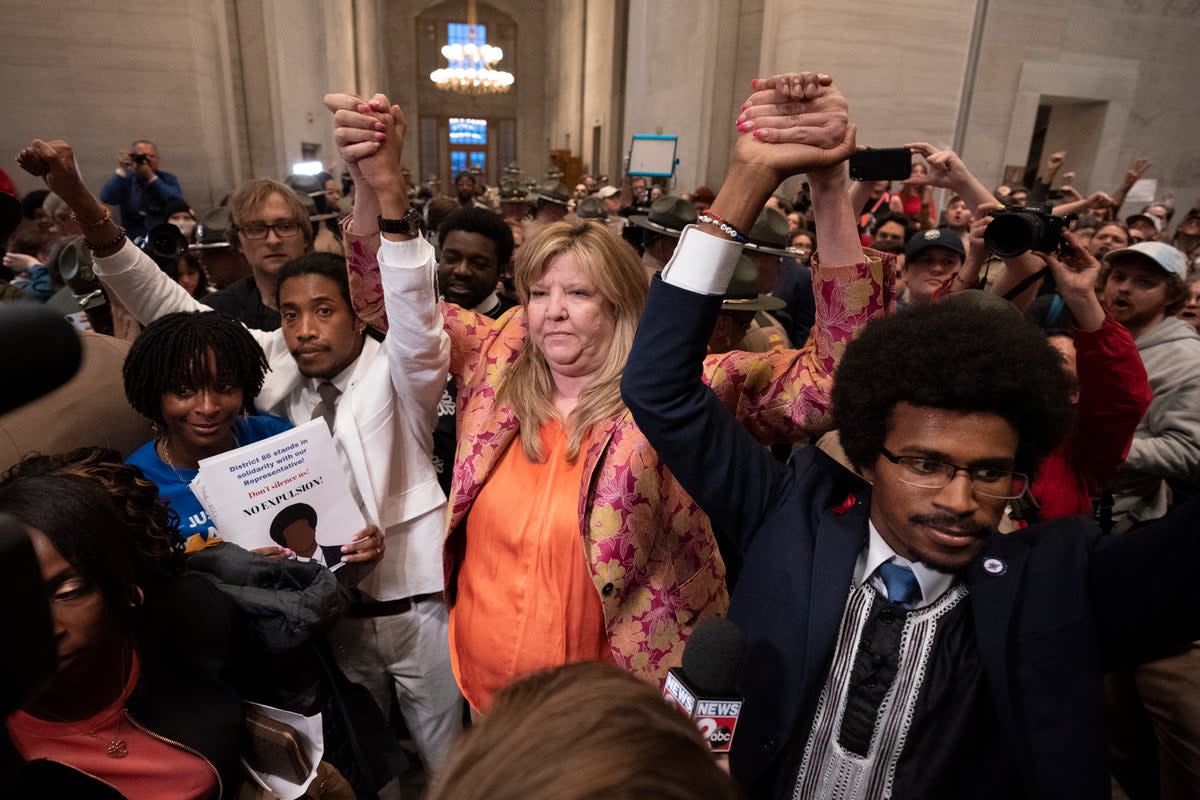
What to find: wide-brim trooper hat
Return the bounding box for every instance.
[190,206,233,251]
[721,255,786,312]
[629,196,698,239]
[742,207,793,257]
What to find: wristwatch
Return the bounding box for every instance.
[377,207,424,237]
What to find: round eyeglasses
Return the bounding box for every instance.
[879,447,1028,499]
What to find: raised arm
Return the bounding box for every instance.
[17,139,205,324]
[331,93,451,423]
[623,72,861,547]
[1041,233,1151,490]
[904,142,994,212]
[1110,158,1150,216]
[324,92,403,334]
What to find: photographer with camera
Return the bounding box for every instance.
[99,139,184,241]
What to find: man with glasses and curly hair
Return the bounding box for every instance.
[623,70,1200,799]
[201,179,314,330]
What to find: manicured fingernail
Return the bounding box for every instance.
[738,121,754,132]
[753,129,767,139]
[736,113,747,124]
[751,79,759,89]
[369,99,381,108]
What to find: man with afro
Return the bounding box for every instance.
[622,125,1200,800]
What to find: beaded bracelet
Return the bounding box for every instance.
[70,206,113,230]
[696,211,748,244]
[82,227,127,253]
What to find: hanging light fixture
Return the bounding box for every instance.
[430,0,514,96]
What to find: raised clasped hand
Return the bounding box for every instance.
[733,71,855,180]
[323,92,406,194]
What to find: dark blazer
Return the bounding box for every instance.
[622,277,1200,799]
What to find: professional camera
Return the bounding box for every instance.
[131,152,150,166]
[984,205,1077,258]
[139,223,189,268]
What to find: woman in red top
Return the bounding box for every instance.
[0,456,245,798]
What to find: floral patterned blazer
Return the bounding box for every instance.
[345,225,888,684]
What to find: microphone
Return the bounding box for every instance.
[664,616,745,753]
[0,304,83,415]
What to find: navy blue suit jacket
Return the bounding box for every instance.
[622,276,1200,799]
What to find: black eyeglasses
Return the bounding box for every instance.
[878,447,1028,499]
[236,220,303,240]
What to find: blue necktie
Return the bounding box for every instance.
[878,561,921,608]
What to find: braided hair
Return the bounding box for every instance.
[122,311,270,426]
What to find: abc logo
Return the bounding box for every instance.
[697,718,732,744]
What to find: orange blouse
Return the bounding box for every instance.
[6,650,219,800]
[449,419,611,712]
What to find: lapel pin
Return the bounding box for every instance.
[983,557,1006,576]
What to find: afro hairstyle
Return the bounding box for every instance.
[832,296,1074,475]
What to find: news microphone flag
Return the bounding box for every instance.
[664,617,745,753]
[664,668,742,752]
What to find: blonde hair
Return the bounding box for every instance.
[425,661,741,800]
[497,220,647,462]
[228,178,314,249]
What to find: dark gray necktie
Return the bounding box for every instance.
[311,381,341,433]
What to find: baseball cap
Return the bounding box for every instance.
[905,227,966,261]
[1105,241,1188,278]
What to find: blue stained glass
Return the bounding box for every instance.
[447,22,486,46]
[449,118,488,145]
[446,22,491,70]
[469,152,486,172]
[450,151,467,176]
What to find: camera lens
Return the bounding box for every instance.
[985,210,1048,258]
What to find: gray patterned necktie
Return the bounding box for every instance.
[311,381,341,433]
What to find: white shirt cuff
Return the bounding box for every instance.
[378,235,434,269]
[659,224,744,296]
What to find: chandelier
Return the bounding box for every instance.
[430,0,514,96]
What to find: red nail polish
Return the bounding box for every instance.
[753,129,767,139]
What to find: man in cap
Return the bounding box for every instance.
[630,195,698,279]
[1126,212,1163,243]
[200,179,314,331]
[498,181,532,224]
[190,206,250,291]
[740,207,795,350]
[573,195,608,223]
[898,227,966,309]
[711,255,789,354]
[528,181,570,225]
[1099,241,1200,531]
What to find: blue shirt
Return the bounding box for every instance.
[99,169,184,240]
[127,413,293,547]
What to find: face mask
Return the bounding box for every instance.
[174,220,197,238]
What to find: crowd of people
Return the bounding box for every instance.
[0,67,1198,800]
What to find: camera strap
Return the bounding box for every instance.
[1000,265,1050,302]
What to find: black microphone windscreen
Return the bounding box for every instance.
[681,616,745,697]
[0,304,82,415]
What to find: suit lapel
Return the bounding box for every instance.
[967,532,1029,728]
[804,488,870,680]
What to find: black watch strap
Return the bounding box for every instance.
[377,207,423,236]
